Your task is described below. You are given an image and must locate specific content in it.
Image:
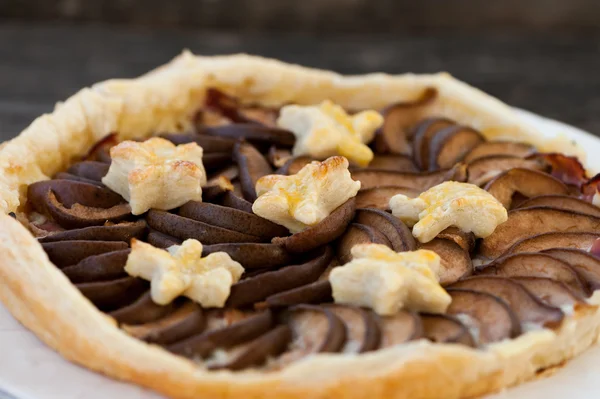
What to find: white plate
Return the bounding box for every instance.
[1,109,599,399]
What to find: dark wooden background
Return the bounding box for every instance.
[0,0,599,141]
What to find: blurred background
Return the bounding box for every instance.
[0,0,599,141]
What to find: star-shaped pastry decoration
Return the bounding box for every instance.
[125,239,244,307]
[102,137,207,215]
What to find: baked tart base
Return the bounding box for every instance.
[1,53,599,399]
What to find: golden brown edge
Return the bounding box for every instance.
[0,52,599,399]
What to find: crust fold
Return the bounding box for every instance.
[0,53,598,399]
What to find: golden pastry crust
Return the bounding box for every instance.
[0,53,599,399]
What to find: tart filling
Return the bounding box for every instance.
[15,87,600,376]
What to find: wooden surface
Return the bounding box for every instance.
[0,23,599,141]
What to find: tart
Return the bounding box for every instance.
[1,52,600,399]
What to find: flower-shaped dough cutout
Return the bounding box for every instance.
[252,156,361,233]
[276,100,383,166]
[102,137,207,215]
[329,244,450,315]
[389,181,508,243]
[125,239,244,307]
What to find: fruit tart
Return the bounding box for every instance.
[1,52,600,399]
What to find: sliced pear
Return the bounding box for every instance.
[169,310,274,358]
[506,232,600,255]
[122,302,205,345]
[61,249,130,283]
[354,208,416,252]
[67,161,110,182]
[336,223,391,264]
[480,207,600,258]
[412,117,455,169]
[274,198,356,253]
[160,132,236,153]
[449,276,564,328]
[147,229,182,248]
[464,141,535,163]
[209,325,292,371]
[378,310,423,348]
[446,288,521,344]
[366,154,418,172]
[202,123,295,148]
[146,210,263,244]
[542,248,600,292]
[324,305,381,353]
[28,179,123,209]
[45,194,132,229]
[516,195,600,217]
[355,186,420,210]
[76,277,147,311]
[53,172,105,187]
[484,168,568,208]
[109,292,176,325]
[428,126,484,170]
[276,156,315,175]
[262,280,333,309]
[41,240,128,268]
[468,156,548,187]
[419,238,472,285]
[477,252,589,296]
[38,220,146,243]
[436,226,475,253]
[420,313,475,347]
[220,191,254,213]
[179,201,288,239]
[352,164,466,191]
[226,247,333,307]
[202,242,292,269]
[373,88,438,155]
[233,142,273,202]
[512,277,584,307]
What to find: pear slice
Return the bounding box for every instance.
[366,154,418,172]
[505,232,600,256]
[464,141,535,163]
[179,201,288,239]
[147,229,182,248]
[449,276,564,328]
[419,238,472,285]
[67,161,110,182]
[62,249,130,283]
[420,313,475,347]
[146,210,263,244]
[468,156,548,187]
[512,277,585,308]
[484,168,568,208]
[541,248,600,292]
[480,207,600,258]
[274,198,356,253]
[122,302,205,345]
[516,195,600,217]
[336,223,391,264]
[226,247,333,307]
[352,164,466,191]
[38,220,146,243]
[355,186,420,210]
[233,141,273,202]
[378,311,423,348]
[202,242,292,269]
[324,305,381,353]
[446,288,521,344]
[354,208,416,252]
[169,310,274,358]
[373,88,438,156]
[262,280,333,309]
[428,125,484,170]
[109,292,176,325]
[41,240,128,268]
[477,252,589,296]
[412,117,455,169]
[76,277,147,311]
